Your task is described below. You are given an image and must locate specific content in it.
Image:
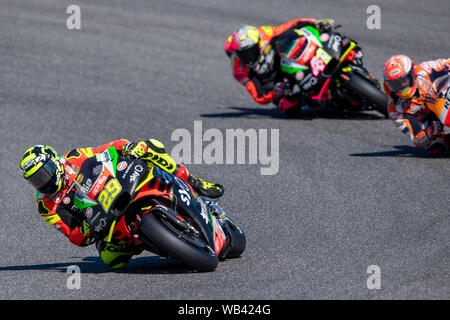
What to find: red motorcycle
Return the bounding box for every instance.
[276,25,388,117]
[67,147,246,271]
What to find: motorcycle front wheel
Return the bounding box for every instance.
[138,213,219,272]
[345,72,389,118]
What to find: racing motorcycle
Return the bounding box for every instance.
[66,147,246,271]
[275,25,388,117]
[426,76,450,126]
[415,76,450,148]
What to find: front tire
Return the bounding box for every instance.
[138,213,219,272]
[346,72,389,118]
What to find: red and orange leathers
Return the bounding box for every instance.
[35,139,189,247]
[384,58,450,151]
[225,19,317,106]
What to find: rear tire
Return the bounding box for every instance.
[138,213,219,272]
[346,73,389,118]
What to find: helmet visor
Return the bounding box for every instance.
[386,71,415,93]
[236,44,260,65]
[27,160,58,194]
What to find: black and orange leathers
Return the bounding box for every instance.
[35,139,189,247]
[384,58,450,152]
[225,19,317,106]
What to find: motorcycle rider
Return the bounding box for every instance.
[384,55,450,155]
[19,138,224,269]
[224,18,336,116]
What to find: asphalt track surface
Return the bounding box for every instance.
[0,0,449,300]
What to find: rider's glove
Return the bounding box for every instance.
[315,18,336,32]
[123,141,149,159]
[122,142,136,158]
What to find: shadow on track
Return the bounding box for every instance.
[200,106,386,120]
[350,145,450,158]
[0,256,195,275]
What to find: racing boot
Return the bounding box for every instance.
[187,174,224,198]
[96,239,143,270]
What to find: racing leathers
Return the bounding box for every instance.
[224,18,318,115]
[384,58,450,155]
[35,138,224,269]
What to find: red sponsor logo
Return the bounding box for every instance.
[91,175,107,197]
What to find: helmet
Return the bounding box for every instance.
[232,25,261,65]
[384,55,418,99]
[19,145,65,194]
